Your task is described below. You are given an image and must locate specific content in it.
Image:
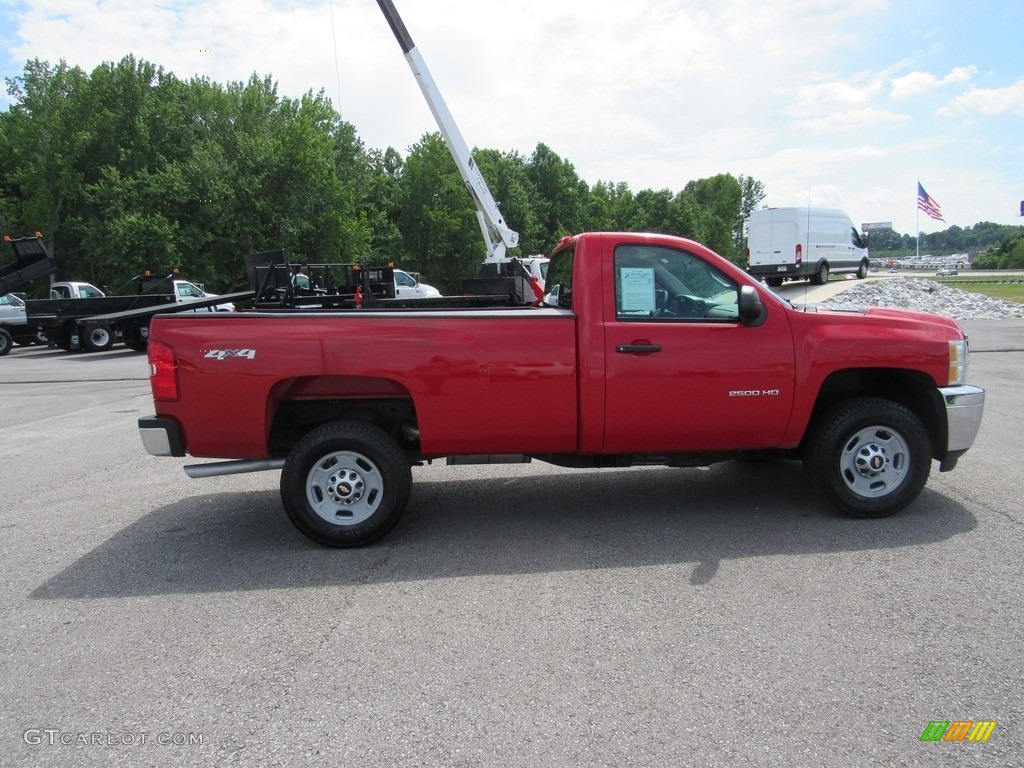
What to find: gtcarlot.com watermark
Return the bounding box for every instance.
[24,728,203,747]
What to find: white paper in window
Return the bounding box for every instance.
[619,267,656,314]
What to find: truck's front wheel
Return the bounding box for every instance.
[280,421,412,547]
[804,398,931,518]
[0,328,12,356]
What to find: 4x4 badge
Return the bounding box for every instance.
[204,349,256,360]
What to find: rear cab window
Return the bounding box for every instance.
[543,244,575,310]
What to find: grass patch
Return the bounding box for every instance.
[926,278,1024,303]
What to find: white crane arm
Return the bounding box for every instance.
[376,0,519,262]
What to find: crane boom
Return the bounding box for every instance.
[375,0,519,262]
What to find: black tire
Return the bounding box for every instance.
[856,259,869,279]
[803,398,931,518]
[14,329,46,346]
[82,324,115,352]
[811,261,829,285]
[124,338,148,352]
[280,421,412,547]
[0,328,12,356]
[765,277,784,288]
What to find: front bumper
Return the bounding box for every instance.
[937,385,985,470]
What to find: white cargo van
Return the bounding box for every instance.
[746,207,869,287]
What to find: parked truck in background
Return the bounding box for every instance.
[49,279,235,310]
[28,271,243,352]
[0,293,45,354]
[0,232,58,355]
[393,269,441,299]
[747,207,870,287]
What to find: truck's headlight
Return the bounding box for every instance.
[948,339,968,386]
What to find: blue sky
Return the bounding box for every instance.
[1,0,1022,236]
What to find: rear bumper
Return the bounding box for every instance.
[139,416,186,457]
[748,264,802,279]
[938,385,985,470]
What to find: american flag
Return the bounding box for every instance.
[917,182,945,222]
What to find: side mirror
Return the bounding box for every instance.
[739,285,765,325]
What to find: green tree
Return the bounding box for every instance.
[585,181,634,233]
[526,143,588,244]
[2,59,92,261]
[398,132,482,293]
[683,173,744,260]
[363,146,406,261]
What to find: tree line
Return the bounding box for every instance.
[3,56,1020,297]
[866,222,1024,265]
[0,56,766,296]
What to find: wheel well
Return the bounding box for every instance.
[267,375,418,456]
[809,368,946,458]
[269,397,418,456]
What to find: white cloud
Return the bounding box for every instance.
[793,108,910,134]
[890,65,977,100]
[788,81,880,115]
[938,79,1024,117]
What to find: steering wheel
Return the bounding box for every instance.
[668,294,707,318]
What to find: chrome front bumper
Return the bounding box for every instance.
[938,385,985,469]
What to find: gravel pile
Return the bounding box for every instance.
[818,277,1024,320]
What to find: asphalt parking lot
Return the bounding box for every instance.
[1,320,1022,767]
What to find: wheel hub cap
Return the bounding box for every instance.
[840,425,911,499]
[305,450,384,526]
[327,469,364,504]
[855,444,889,477]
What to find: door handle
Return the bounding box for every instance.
[617,344,662,354]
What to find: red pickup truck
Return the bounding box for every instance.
[139,232,984,546]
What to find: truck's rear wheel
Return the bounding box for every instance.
[811,262,829,285]
[804,398,931,518]
[14,329,46,346]
[83,325,114,352]
[280,421,412,547]
[765,277,784,288]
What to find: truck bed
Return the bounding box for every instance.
[26,293,175,322]
[149,307,579,459]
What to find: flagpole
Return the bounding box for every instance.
[916,181,920,260]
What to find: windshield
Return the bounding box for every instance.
[0,293,25,307]
[177,282,205,298]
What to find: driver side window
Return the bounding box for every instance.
[613,245,740,322]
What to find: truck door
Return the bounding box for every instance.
[602,242,795,453]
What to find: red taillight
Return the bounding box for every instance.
[148,340,180,401]
[795,243,803,266]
